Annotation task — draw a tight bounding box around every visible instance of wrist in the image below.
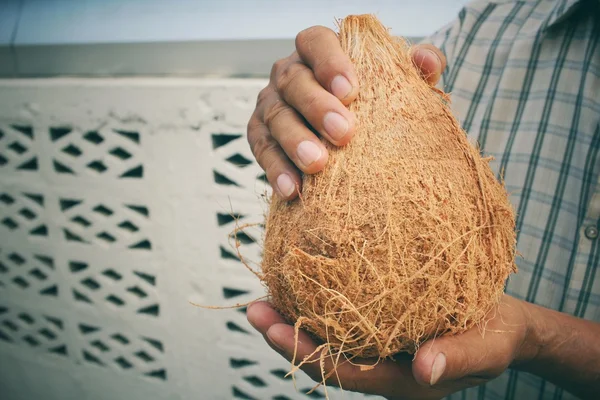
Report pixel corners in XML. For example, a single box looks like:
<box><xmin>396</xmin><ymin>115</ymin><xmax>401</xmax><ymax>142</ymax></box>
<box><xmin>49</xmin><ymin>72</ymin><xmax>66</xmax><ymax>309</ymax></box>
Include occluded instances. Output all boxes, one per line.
<box><xmin>506</xmin><ymin>298</ymin><xmax>600</xmax><ymax>399</ymax></box>
<box><xmin>510</xmin><ymin>298</ymin><xmax>545</xmax><ymax>368</ymax></box>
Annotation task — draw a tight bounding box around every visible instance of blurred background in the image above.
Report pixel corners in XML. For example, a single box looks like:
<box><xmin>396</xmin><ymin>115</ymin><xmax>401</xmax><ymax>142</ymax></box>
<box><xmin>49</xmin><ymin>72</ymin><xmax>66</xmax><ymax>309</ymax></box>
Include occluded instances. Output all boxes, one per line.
<box><xmin>0</xmin><ymin>1</ymin><xmax>467</xmax><ymax>399</ymax></box>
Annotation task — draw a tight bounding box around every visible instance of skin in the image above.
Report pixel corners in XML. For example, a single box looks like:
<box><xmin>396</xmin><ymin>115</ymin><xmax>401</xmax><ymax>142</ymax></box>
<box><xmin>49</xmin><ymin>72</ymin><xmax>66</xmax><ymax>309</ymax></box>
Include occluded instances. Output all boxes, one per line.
<box><xmin>247</xmin><ymin>297</ymin><xmax>600</xmax><ymax>400</ymax></box>
<box><xmin>247</xmin><ymin>26</ymin><xmax>445</xmax><ymax>199</ymax></box>
<box><xmin>245</xmin><ymin>26</ymin><xmax>600</xmax><ymax>399</ymax></box>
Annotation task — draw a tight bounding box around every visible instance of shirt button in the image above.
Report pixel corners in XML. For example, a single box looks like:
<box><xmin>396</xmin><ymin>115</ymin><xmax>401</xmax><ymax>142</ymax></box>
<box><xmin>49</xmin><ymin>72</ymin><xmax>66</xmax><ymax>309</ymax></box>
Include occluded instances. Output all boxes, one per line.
<box><xmin>585</xmin><ymin>225</ymin><xmax>598</xmax><ymax>240</ymax></box>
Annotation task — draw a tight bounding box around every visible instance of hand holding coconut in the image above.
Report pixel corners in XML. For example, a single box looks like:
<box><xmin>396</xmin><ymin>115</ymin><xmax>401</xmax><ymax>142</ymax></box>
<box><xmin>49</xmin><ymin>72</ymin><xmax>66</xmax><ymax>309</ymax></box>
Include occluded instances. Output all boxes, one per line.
<box><xmin>245</xmin><ymin>15</ymin><xmax>600</xmax><ymax>400</ymax></box>
<box><xmin>247</xmin><ymin>296</ymin><xmax>533</xmax><ymax>399</ymax></box>
<box><xmin>247</xmin><ymin>24</ymin><xmax>445</xmax><ymax>199</ymax></box>
<box><xmin>248</xmin><ymin>296</ymin><xmax>600</xmax><ymax>399</ymax></box>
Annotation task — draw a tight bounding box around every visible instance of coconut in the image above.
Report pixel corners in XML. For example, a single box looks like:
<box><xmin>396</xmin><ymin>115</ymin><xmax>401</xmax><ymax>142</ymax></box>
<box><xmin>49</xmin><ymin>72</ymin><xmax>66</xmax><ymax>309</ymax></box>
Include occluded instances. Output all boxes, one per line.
<box><xmin>260</xmin><ymin>14</ymin><xmax>517</xmax><ymax>360</ymax></box>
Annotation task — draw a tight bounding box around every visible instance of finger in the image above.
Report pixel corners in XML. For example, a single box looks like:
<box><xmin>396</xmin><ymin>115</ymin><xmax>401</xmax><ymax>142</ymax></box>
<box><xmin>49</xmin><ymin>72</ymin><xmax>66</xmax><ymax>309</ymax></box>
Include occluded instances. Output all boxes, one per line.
<box><xmin>412</xmin><ymin>299</ymin><xmax>525</xmax><ymax>386</ymax></box>
<box><xmin>412</xmin><ymin>330</ymin><xmax>505</xmax><ymax>388</ymax></box>
<box><xmin>273</xmin><ymin>60</ymin><xmax>355</xmax><ymax>147</ymax></box>
<box><xmin>246</xmin><ymin>301</ymin><xmax>295</xmax><ymax>356</ymax></box>
<box><xmin>259</xmin><ymin>87</ymin><xmax>330</xmax><ymax>172</ymax></box>
<box><xmin>246</xmin><ymin>301</ymin><xmax>287</xmax><ymax>335</ymax></box>
<box><xmin>410</xmin><ymin>44</ymin><xmax>446</xmax><ymax>86</ymax></box>
<box><xmin>265</xmin><ymin>323</ymin><xmax>433</xmax><ymax>398</ymax></box>
<box><xmin>267</xmin><ymin>322</ymin><xmax>355</xmax><ymax>388</ymax></box>
<box><xmin>270</xmin><ymin>53</ymin><xmax>300</xmax><ymax>83</ymax></box>
<box><xmin>247</xmin><ymin>112</ymin><xmax>302</xmax><ymax>199</ymax></box>
<box><xmin>295</xmin><ymin>26</ymin><xmax>359</xmax><ymax>105</ymax></box>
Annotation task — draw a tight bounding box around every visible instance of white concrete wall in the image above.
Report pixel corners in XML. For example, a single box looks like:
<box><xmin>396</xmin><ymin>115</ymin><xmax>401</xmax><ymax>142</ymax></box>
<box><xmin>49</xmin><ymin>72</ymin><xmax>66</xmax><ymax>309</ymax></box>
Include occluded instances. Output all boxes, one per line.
<box><xmin>0</xmin><ymin>77</ymin><xmax>387</xmax><ymax>400</ymax></box>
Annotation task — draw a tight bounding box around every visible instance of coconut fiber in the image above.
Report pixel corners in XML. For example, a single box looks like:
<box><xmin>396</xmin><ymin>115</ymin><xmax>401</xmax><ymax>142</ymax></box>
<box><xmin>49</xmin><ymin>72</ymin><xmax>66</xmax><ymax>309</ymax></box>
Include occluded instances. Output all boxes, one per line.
<box><xmin>259</xmin><ymin>14</ymin><xmax>517</xmax><ymax>360</ymax></box>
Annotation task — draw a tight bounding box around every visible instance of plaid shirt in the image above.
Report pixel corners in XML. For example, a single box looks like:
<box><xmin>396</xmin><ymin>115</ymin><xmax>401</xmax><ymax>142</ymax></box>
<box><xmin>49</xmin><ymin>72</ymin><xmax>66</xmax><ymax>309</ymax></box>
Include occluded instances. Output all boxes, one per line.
<box><xmin>424</xmin><ymin>0</ymin><xmax>600</xmax><ymax>399</ymax></box>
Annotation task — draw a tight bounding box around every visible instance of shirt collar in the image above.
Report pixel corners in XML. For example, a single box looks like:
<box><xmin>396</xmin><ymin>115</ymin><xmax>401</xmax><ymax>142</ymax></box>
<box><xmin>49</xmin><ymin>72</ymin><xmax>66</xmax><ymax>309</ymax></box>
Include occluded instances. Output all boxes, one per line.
<box><xmin>546</xmin><ymin>0</ymin><xmax>584</xmax><ymax>28</ymax></box>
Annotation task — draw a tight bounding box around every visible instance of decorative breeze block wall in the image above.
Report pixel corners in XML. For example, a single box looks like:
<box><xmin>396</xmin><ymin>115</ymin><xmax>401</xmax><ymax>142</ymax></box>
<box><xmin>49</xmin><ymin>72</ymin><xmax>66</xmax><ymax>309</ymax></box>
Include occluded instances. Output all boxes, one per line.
<box><xmin>0</xmin><ymin>79</ymin><xmax>377</xmax><ymax>400</ymax></box>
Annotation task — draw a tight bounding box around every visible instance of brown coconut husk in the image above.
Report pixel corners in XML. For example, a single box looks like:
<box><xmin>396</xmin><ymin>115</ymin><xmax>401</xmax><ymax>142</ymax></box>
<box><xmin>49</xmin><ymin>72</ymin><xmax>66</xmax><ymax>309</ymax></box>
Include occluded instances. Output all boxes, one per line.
<box><xmin>260</xmin><ymin>15</ymin><xmax>517</xmax><ymax>361</ymax></box>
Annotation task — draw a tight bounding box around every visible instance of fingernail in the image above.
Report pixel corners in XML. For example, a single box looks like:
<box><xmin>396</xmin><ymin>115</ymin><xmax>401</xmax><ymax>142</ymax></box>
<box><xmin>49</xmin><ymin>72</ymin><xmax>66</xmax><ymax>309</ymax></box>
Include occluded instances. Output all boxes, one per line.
<box><xmin>266</xmin><ymin>329</ymin><xmax>285</xmax><ymax>352</ymax></box>
<box><xmin>331</xmin><ymin>75</ymin><xmax>353</xmax><ymax>99</ymax></box>
<box><xmin>276</xmin><ymin>174</ymin><xmax>295</xmax><ymax>197</ymax></box>
<box><xmin>430</xmin><ymin>353</ymin><xmax>446</xmax><ymax>385</ymax></box>
<box><xmin>423</xmin><ymin>49</ymin><xmax>442</xmax><ymax>69</ymax></box>
<box><xmin>246</xmin><ymin>313</ymin><xmax>258</xmax><ymax>330</ymax></box>
<box><xmin>323</xmin><ymin>112</ymin><xmax>349</xmax><ymax>141</ymax></box>
<box><xmin>245</xmin><ymin>302</ymin><xmax>258</xmax><ymax>328</ymax></box>
<box><xmin>296</xmin><ymin>141</ymin><xmax>322</xmax><ymax>167</ymax></box>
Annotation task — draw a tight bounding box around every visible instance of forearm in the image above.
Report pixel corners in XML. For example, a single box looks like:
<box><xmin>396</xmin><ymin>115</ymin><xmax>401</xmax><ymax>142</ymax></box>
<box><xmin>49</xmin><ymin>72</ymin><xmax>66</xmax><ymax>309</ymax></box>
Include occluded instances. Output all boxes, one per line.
<box><xmin>513</xmin><ymin>300</ymin><xmax>600</xmax><ymax>399</ymax></box>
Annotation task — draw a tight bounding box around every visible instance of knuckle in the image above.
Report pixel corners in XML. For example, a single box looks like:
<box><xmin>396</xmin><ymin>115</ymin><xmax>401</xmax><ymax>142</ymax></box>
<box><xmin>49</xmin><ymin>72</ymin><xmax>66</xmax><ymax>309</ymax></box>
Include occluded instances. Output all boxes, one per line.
<box><xmin>246</xmin><ymin>116</ymin><xmax>261</xmax><ymax>144</ymax></box>
<box><xmin>303</xmin><ymin>363</ymin><xmax>346</xmax><ymax>390</ymax></box>
<box><xmin>456</xmin><ymin>347</ymin><xmax>477</xmax><ymax>378</ymax></box>
<box><xmin>295</xmin><ymin>25</ymin><xmax>332</xmax><ymax>49</ymax></box>
<box><xmin>314</xmin><ymin>55</ymin><xmax>345</xmax><ymax>76</ymax></box>
<box><xmin>270</xmin><ymin>58</ymin><xmax>287</xmax><ymax>79</ymax></box>
<box><xmin>263</xmin><ymin>100</ymin><xmax>294</xmax><ymax>128</ymax></box>
<box><xmin>304</xmin><ymin>367</ymin><xmax>325</xmax><ymax>385</ymax></box>
<box><xmin>340</xmin><ymin>377</ymin><xmax>360</xmax><ymax>393</ymax></box>
<box><xmin>255</xmin><ymin>86</ymin><xmax>272</xmax><ymax>107</ymax></box>
<box><xmin>275</xmin><ymin>62</ymin><xmax>308</xmax><ymax>94</ymax></box>
<box><xmin>262</xmin><ymin>155</ymin><xmax>279</xmax><ymax>178</ymax></box>
<box><xmin>250</xmin><ymin>134</ymin><xmax>278</xmax><ymax>170</ymax></box>
<box><xmin>300</xmin><ymin>91</ymin><xmax>320</xmax><ymax>116</ymax></box>
<box><xmin>337</xmin><ymin>366</ymin><xmax>367</xmax><ymax>392</ymax></box>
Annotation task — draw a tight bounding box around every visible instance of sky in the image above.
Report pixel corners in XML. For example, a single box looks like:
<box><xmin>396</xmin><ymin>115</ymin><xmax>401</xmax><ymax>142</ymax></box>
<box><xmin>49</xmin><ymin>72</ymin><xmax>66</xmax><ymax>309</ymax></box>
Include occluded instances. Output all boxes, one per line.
<box><xmin>9</xmin><ymin>0</ymin><xmax>471</xmax><ymax>45</ymax></box>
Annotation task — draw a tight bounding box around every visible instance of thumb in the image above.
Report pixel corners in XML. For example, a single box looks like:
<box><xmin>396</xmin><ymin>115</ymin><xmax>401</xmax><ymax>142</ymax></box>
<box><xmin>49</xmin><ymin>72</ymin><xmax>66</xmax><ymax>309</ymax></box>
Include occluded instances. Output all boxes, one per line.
<box><xmin>411</xmin><ymin>328</ymin><xmax>515</xmax><ymax>387</ymax></box>
<box><xmin>410</xmin><ymin>44</ymin><xmax>447</xmax><ymax>86</ymax></box>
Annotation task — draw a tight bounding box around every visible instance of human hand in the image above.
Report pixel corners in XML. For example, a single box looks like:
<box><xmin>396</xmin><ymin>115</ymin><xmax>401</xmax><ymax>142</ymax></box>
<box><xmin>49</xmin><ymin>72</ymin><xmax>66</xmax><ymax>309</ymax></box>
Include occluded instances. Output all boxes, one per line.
<box><xmin>246</xmin><ymin>295</ymin><xmax>536</xmax><ymax>400</ymax></box>
<box><xmin>247</xmin><ymin>26</ymin><xmax>446</xmax><ymax>200</ymax></box>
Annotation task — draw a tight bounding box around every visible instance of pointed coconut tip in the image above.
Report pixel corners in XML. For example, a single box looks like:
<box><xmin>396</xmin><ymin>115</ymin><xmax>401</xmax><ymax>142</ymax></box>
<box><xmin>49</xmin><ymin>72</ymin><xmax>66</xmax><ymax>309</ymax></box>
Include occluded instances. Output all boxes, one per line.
<box><xmin>337</xmin><ymin>14</ymin><xmax>415</xmax><ymax>86</ymax></box>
